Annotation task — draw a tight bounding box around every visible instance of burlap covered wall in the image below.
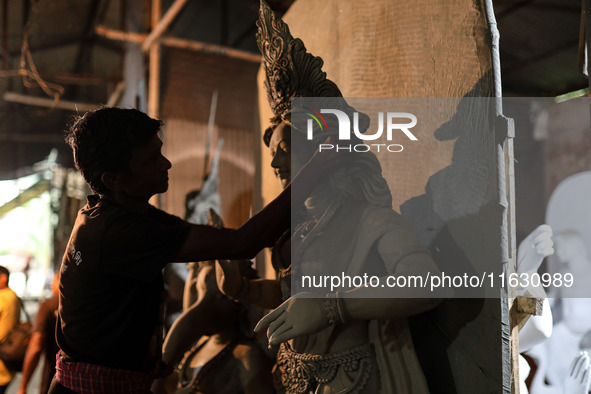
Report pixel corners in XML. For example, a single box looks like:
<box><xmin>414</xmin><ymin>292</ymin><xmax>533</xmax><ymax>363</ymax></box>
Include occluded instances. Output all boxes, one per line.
<box><xmin>257</xmin><ymin>0</ymin><xmax>507</xmax><ymax>392</ymax></box>
<box><xmin>160</xmin><ymin>48</ymin><xmax>259</xmax><ymax>229</ymax></box>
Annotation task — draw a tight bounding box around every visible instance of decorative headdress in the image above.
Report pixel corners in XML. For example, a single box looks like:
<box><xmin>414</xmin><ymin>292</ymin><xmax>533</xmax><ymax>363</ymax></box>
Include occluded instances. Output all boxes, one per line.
<box><xmin>256</xmin><ymin>1</ymin><xmax>393</xmax><ymax>209</ymax></box>
<box><xmin>256</xmin><ymin>0</ymin><xmax>368</xmax><ymax>132</ymax></box>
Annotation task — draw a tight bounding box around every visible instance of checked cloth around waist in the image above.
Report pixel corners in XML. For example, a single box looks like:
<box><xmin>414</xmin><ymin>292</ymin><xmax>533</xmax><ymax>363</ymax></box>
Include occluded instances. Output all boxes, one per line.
<box><xmin>55</xmin><ymin>351</ymin><xmax>154</xmax><ymax>393</ymax></box>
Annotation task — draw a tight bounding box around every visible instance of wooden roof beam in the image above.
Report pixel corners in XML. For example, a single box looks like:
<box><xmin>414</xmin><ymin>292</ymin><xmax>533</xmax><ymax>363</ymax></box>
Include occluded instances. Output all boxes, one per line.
<box><xmin>95</xmin><ymin>25</ymin><xmax>261</xmax><ymax>63</ymax></box>
<box><xmin>3</xmin><ymin>91</ymin><xmax>101</xmax><ymax>112</ymax></box>
<box><xmin>142</xmin><ymin>0</ymin><xmax>189</xmax><ymax>52</ymax></box>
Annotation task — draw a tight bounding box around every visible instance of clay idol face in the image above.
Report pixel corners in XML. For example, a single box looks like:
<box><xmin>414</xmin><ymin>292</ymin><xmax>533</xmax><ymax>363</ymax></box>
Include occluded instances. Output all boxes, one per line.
<box><xmin>269</xmin><ymin>123</ymin><xmax>292</xmax><ymax>189</ymax></box>
<box><xmin>268</xmin><ymin>122</ymin><xmax>312</xmax><ymax>189</ymax></box>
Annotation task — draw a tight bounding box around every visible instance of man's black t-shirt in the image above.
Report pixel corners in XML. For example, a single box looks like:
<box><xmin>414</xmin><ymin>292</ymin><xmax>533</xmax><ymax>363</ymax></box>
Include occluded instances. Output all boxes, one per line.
<box><xmin>56</xmin><ymin>195</ymin><xmax>190</xmax><ymax>373</ymax></box>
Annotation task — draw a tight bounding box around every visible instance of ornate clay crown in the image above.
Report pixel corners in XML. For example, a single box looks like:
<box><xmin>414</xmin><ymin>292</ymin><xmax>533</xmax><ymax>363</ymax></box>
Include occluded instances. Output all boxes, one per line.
<box><xmin>256</xmin><ymin>0</ymin><xmax>355</xmax><ymax>127</ymax></box>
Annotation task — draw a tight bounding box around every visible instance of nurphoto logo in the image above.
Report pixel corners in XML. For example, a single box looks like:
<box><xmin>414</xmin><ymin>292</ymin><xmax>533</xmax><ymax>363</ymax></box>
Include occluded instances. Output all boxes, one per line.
<box><xmin>304</xmin><ymin>108</ymin><xmax>418</xmax><ymax>153</ymax></box>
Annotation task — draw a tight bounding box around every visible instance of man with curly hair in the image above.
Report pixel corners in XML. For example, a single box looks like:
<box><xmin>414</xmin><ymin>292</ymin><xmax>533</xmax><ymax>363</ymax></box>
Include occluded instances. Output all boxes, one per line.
<box><xmin>49</xmin><ymin>107</ymin><xmax>326</xmax><ymax>394</ymax></box>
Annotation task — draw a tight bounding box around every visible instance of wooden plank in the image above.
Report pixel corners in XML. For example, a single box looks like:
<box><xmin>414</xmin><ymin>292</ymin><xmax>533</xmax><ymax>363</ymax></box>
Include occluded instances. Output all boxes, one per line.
<box><xmin>515</xmin><ymin>295</ymin><xmax>543</xmax><ymax>316</ymax></box>
<box><xmin>514</xmin><ymin>295</ymin><xmax>544</xmax><ymax>334</ymax></box>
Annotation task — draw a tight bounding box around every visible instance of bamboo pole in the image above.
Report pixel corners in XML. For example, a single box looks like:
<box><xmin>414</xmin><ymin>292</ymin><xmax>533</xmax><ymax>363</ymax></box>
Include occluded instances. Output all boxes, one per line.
<box><xmin>0</xmin><ymin>69</ymin><xmax>118</xmax><ymax>85</ymax></box>
<box><xmin>3</xmin><ymin>91</ymin><xmax>101</xmax><ymax>112</ymax></box>
<box><xmin>2</xmin><ymin>0</ymin><xmax>8</xmax><ymax>70</ymax></box>
<box><xmin>0</xmin><ymin>132</ymin><xmax>64</xmax><ymax>143</ymax></box>
<box><xmin>106</xmin><ymin>81</ymin><xmax>126</xmax><ymax>107</ymax></box>
<box><xmin>96</xmin><ymin>25</ymin><xmax>261</xmax><ymax>63</ymax></box>
<box><xmin>96</xmin><ymin>24</ymin><xmax>145</xmax><ymax>43</ymax></box>
<box><xmin>148</xmin><ymin>0</ymin><xmax>161</xmax><ymax>119</ymax></box>
<box><xmin>148</xmin><ymin>0</ymin><xmax>161</xmax><ymax>208</ymax></box>
<box><xmin>142</xmin><ymin>0</ymin><xmax>189</xmax><ymax>52</ymax></box>
<box><xmin>37</xmin><ymin>72</ymin><xmax>120</xmax><ymax>85</ymax></box>
<box><xmin>162</xmin><ymin>36</ymin><xmax>261</xmax><ymax>63</ymax></box>
<box><xmin>484</xmin><ymin>0</ymin><xmax>516</xmax><ymax>392</ymax></box>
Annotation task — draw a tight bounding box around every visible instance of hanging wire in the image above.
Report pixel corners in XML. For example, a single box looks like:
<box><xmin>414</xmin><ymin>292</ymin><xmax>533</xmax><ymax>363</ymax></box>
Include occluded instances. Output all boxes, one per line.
<box><xmin>0</xmin><ymin>0</ymin><xmax>65</xmax><ymax>100</ymax></box>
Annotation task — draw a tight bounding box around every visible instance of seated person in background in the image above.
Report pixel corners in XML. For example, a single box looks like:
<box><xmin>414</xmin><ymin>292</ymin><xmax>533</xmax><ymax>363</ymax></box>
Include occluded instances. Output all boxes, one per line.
<box><xmin>18</xmin><ymin>273</ymin><xmax>60</xmax><ymax>394</ymax></box>
<box><xmin>0</xmin><ymin>266</ymin><xmax>20</xmax><ymax>393</ymax></box>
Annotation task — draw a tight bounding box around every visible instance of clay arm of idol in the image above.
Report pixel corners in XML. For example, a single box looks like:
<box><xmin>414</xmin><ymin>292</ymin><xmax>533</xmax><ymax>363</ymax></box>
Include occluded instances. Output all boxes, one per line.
<box><xmin>182</xmin><ymin>262</ymin><xmax>199</xmax><ymax>310</ymax></box>
<box><xmin>255</xmin><ymin>231</ymin><xmax>443</xmax><ymax>345</ymax></box>
<box><xmin>236</xmin><ymin>346</ymin><xmax>276</xmax><ymax>394</ymax></box>
<box><xmin>152</xmin><ymin>285</ymin><xmax>219</xmax><ymax>393</ymax></box>
<box><xmin>161</xmin><ymin>300</ymin><xmax>210</xmax><ymax>367</ymax></box>
<box><xmin>517</xmin><ymin>224</ymin><xmax>554</xmax><ymax>275</ymax></box>
<box><xmin>151</xmin><ymin>305</ymin><xmax>205</xmax><ymax>394</ymax></box>
<box><xmin>517</xmin><ymin>224</ymin><xmax>554</xmax><ymax>352</ymax></box>
<box><xmin>563</xmin><ymin>352</ymin><xmax>591</xmax><ymax>394</ymax></box>
<box><xmin>216</xmin><ymin>259</ymin><xmax>284</xmax><ymax>309</ymax></box>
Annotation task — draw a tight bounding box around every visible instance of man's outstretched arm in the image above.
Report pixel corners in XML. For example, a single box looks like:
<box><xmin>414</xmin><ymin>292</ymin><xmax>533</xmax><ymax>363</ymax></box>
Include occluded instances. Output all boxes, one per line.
<box><xmin>172</xmin><ymin>143</ymin><xmax>346</xmax><ymax>262</ymax></box>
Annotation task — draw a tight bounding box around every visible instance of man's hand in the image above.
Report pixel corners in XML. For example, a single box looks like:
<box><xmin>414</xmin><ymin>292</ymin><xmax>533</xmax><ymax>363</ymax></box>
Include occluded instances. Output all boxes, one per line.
<box><xmin>254</xmin><ymin>294</ymin><xmax>330</xmax><ymax>347</ymax></box>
